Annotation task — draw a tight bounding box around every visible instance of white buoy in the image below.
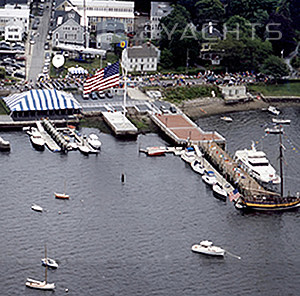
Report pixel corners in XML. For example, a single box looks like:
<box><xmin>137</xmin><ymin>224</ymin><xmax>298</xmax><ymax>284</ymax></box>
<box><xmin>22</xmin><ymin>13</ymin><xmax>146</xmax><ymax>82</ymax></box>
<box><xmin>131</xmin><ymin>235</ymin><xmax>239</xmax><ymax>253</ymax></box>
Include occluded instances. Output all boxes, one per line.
<box><xmin>65</xmin><ymin>288</ymin><xmax>69</xmax><ymax>292</ymax></box>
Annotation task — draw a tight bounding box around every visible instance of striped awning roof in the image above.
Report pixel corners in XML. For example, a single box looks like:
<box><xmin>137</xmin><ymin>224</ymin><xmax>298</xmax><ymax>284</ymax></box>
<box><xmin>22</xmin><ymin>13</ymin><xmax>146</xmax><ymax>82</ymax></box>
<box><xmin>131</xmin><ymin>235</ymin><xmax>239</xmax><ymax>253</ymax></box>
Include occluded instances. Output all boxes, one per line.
<box><xmin>3</xmin><ymin>89</ymin><xmax>82</xmax><ymax>112</ymax></box>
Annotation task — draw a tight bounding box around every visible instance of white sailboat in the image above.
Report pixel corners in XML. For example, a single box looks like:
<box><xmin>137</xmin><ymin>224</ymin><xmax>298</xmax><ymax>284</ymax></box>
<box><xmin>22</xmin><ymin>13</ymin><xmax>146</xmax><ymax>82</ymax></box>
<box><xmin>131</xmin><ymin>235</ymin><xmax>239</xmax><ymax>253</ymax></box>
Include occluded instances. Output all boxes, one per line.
<box><xmin>54</xmin><ymin>180</ymin><xmax>70</xmax><ymax>199</ymax></box>
<box><xmin>26</xmin><ymin>246</ymin><xmax>55</xmax><ymax>290</ymax></box>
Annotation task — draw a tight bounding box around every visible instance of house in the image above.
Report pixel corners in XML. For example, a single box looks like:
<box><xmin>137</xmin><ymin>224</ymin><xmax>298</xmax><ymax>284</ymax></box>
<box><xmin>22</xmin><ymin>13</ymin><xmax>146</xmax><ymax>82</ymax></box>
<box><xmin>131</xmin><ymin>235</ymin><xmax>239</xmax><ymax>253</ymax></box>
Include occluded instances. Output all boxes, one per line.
<box><xmin>122</xmin><ymin>42</ymin><xmax>160</xmax><ymax>73</ymax></box>
<box><xmin>5</xmin><ymin>19</ymin><xmax>24</xmax><ymax>42</ymax></box>
<box><xmin>52</xmin><ymin>9</ymin><xmax>88</xmax><ymax>48</ymax></box>
<box><xmin>96</xmin><ymin>20</ymin><xmax>125</xmax><ymax>50</ymax></box>
<box><xmin>150</xmin><ymin>2</ymin><xmax>172</xmax><ymax>40</ymax></box>
<box><xmin>56</xmin><ymin>0</ymin><xmax>134</xmax><ymax>33</ymax></box>
<box><xmin>0</xmin><ymin>7</ymin><xmax>29</xmax><ymax>36</ymax></box>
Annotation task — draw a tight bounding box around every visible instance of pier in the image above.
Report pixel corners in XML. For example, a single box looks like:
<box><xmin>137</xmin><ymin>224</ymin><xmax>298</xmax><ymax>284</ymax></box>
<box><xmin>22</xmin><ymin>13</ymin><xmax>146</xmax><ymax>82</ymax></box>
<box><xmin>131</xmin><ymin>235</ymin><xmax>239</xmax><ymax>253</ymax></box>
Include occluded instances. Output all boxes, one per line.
<box><xmin>150</xmin><ymin>112</ymin><xmax>264</xmax><ymax>197</ymax></box>
<box><xmin>102</xmin><ymin>111</ymin><xmax>138</xmax><ymax>137</ymax></box>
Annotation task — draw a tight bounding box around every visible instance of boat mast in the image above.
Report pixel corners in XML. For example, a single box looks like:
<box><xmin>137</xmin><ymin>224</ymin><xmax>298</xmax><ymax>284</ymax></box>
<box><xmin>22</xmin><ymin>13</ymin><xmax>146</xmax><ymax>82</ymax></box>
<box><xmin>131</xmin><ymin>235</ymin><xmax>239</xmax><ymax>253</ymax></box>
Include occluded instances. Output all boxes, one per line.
<box><xmin>44</xmin><ymin>245</ymin><xmax>47</xmax><ymax>283</ymax></box>
<box><xmin>279</xmin><ymin>130</ymin><xmax>284</xmax><ymax>197</ymax></box>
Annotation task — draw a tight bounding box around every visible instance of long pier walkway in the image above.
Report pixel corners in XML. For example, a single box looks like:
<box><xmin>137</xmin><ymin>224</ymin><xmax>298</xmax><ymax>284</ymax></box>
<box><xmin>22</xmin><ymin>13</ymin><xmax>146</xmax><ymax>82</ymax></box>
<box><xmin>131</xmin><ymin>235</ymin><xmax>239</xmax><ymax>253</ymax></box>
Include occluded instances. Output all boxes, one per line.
<box><xmin>151</xmin><ymin>112</ymin><xmax>264</xmax><ymax>197</ymax></box>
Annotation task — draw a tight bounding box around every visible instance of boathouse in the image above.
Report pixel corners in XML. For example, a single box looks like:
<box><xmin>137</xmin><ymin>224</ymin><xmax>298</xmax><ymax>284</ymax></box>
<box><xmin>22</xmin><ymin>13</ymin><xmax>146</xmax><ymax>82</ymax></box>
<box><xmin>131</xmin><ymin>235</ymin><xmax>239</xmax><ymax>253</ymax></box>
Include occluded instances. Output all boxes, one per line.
<box><xmin>3</xmin><ymin>89</ymin><xmax>82</xmax><ymax>119</ymax></box>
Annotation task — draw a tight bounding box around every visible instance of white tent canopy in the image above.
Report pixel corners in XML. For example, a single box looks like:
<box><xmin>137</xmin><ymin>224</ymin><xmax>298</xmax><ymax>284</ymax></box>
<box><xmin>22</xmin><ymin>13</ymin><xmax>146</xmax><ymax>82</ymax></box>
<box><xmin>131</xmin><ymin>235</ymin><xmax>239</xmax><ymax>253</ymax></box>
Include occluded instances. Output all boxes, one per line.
<box><xmin>68</xmin><ymin>66</ymin><xmax>88</xmax><ymax>75</ymax></box>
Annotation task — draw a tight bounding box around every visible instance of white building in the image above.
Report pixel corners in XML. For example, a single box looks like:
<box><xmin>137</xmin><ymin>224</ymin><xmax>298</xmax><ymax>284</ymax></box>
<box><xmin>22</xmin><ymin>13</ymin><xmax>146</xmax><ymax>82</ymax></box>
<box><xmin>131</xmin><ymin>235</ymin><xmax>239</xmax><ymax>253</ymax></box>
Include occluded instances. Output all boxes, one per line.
<box><xmin>56</xmin><ymin>0</ymin><xmax>134</xmax><ymax>33</ymax></box>
<box><xmin>150</xmin><ymin>2</ymin><xmax>172</xmax><ymax>40</ymax></box>
<box><xmin>122</xmin><ymin>43</ymin><xmax>160</xmax><ymax>73</ymax></box>
<box><xmin>5</xmin><ymin>19</ymin><xmax>24</xmax><ymax>42</ymax></box>
<box><xmin>0</xmin><ymin>7</ymin><xmax>29</xmax><ymax>36</ymax></box>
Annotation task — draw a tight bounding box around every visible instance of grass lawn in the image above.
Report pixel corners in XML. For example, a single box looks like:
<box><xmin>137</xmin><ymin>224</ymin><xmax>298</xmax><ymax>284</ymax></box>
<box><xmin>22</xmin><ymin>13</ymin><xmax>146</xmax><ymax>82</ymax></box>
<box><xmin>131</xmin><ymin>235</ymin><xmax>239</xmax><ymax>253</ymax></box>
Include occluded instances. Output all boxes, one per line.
<box><xmin>50</xmin><ymin>52</ymin><xmax>119</xmax><ymax>78</ymax></box>
<box><xmin>248</xmin><ymin>81</ymin><xmax>300</xmax><ymax>96</ymax></box>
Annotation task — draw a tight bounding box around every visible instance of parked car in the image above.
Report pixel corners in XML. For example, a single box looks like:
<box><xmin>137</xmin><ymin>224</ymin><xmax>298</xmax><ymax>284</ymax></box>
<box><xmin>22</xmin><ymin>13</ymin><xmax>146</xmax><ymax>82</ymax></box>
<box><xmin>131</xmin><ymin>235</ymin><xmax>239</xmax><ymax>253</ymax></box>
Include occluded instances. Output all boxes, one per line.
<box><xmin>98</xmin><ymin>92</ymin><xmax>105</xmax><ymax>99</ymax></box>
<box><xmin>14</xmin><ymin>71</ymin><xmax>26</xmax><ymax>79</ymax></box>
<box><xmin>90</xmin><ymin>92</ymin><xmax>99</xmax><ymax>100</ymax></box>
<box><xmin>44</xmin><ymin>42</ymin><xmax>49</xmax><ymax>50</ymax></box>
<box><xmin>169</xmin><ymin>106</ymin><xmax>177</xmax><ymax>113</ymax></box>
<box><xmin>105</xmin><ymin>92</ymin><xmax>113</xmax><ymax>98</ymax></box>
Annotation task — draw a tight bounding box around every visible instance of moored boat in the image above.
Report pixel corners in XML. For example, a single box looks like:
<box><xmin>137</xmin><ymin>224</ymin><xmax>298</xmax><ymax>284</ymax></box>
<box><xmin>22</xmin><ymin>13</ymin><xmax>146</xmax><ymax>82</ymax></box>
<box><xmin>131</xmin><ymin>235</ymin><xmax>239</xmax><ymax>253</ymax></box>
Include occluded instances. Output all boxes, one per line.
<box><xmin>87</xmin><ymin>133</ymin><xmax>101</xmax><ymax>150</ymax></box>
<box><xmin>233</xmin><ymin>132</ymin><xmax>300</xmax><ymax>211</ymax></box>
<box><xmin>0</xmin><ymin>136</ymin><xmax>10</xmax><ymax>151</ymax></box>
<box><xmin>202</xmin><ymin>171</ymin><xmax>217</xmax><ymax>186</ymax></box>
<box><xmin>234</xmin><ymin>142</ymin><xmax>280</xmax><ymax>184</ymax></box>
<box><xmin>272</xmin><ymin>118</ymin><xmax>291</xmax><ymax>125</ymax></box>
<box><xmin>31</xmin><ymin>204</ymin><xmax>43</xmax><ymax>212</ymax></box>
<box><xmin>25</xmin><ymin>279</ymin><xmax>55</xmax><ymax>290</ymax></box>
<box><xmin>181</xmin><ymin>147</ymin><xmax>196</xmax><ymax>163</ymax></box>
<box><xmin>146</xmin><ymin>146</ymin><xmax>166</xmax><ymax>156</ymax></box>
<box><xmin>220</xmin><ymin>116</ymin><xmax>233</xmax><ymax>122</ymax></box>
<box><xmin>267</xmin><ymin>105</ymin><xmax>280</xmax><ymax>115</ymax></box>
<box><xmin>191</xmin><ymin>240</ymin><xmax>225</xmax><ymax>256</ymax></box>
<box><xmin>212</xmin><ymin>182</ymin><xmax>228</xmax><ymax>200</ymax></box>
<box><xmin>29</xmin><ymin>128</ymin><xmax>45</xmax><ymax>151</ymax></box>
<box><xmin>55</xmin><ymin>180</ymin><xmax>69</xmax><ymax>199</ymax></box>
<box><xmin>41</xmin><ymin>257</ymin><xmax>59</xmax><ymax>269</ymax></box>
<box><xmin>265</xmin><ymin>127</ymin><xmax>283</xmax><ymax>134</ymax></box>
<box><xmin>191</xmin><ymin>159</ymin><xmax>205</xmax><ymax>175</ymax></box>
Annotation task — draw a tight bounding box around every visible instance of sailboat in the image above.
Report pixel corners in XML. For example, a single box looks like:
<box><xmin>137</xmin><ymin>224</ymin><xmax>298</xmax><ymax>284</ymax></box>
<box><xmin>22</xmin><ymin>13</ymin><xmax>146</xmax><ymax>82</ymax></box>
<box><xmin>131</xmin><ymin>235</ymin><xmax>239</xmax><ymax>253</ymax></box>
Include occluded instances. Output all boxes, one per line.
<box><xmin>234</xmin><ymin>131</ymin><xmax>300</xmax><ymax>211</ymax></box>
<box><xmin>26</xmin><ymin>246</ymin><xmax>55</xmax><ymax>290</ymax></box>
<box><xmin>41</xmin><ymin>245</ymin><xmax>59</xmax><ymax>269</ymax></box>
<box><xmin>54</xmin><ymin>180</ymin><xmax>69</xmax><ymax>199</ymax></box>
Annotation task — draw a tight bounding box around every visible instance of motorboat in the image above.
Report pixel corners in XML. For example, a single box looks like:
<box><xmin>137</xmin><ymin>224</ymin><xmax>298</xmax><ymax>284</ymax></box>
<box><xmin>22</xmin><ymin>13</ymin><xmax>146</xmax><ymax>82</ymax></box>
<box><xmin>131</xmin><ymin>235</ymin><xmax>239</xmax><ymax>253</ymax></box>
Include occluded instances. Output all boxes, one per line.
<box><xmin>265</xmin><ymin>127</ymin><xmax>283</xmax><ymax>134</ymax></box>
<box><xmin>87</xmin><ymin>133</ymin><xmax>101</xmax><ymax>150</ymax></box>
<box><xmin>146</xmin><ymin>146</ymin><xmax>166</xmax><ymax>156</ymax></box>
<box><xmin>234</xmin><ymin>142</ymin><xmax>280</xmax><ymax>184</ymax></box>
<box><xmin>31</xmin><ymin>204</ymin><xmax>43</xmax><ymax>212</ymax></box>
<box><xmin>28</xmin><ymin>127</ymin><xmax>45</xmax><ymax>151</ymax></box>
<box><xmin>220</xmin><ymin>116</ymin><xmax>233</xmax><ymax>122</ymax></box>
<box><xmin>191</xmin><ymin>240</ymin><xmax>225</xmax><ymax>256</ymax></box>
<box><xmin>181</xmin><ymin>147</ymin><xmax>196</xmax><ymax>163</ymax></box>
<box><xmin>191</xmin><ymin>159</ymin><xmax>205</xmax><ymax>175</ymax></box>
<box><xmin>202</xmin><ymin>171</ymin><xmax>217</xmax><ymax>186</ymax></box>
<box><xmin>267</xmin><ymin>105</ymin><xmax>280</xmax><ymax>115</ymax></box>
<box><xmin>0</xmin><ymin>136</ymin><xmax>10</xmax><ymax>151</ymax></box>
<box><xmin>212</xmin><ymin>182</ymin><xmax>228</xmax><ymax>200</ymax></box>
<box><xmin>25</xmin><ymin>279</ymin><xmax>55</xmax><ymax>290</ymax></box>
<box><xmin>41</xmin><ymin>257</ymin><xmax>59</xmax><ymax>269</ymax></box>
<box><xmin>272</xmin><ymin>118</ymin><xmax>291</xmax><ymax>125</ymax></box>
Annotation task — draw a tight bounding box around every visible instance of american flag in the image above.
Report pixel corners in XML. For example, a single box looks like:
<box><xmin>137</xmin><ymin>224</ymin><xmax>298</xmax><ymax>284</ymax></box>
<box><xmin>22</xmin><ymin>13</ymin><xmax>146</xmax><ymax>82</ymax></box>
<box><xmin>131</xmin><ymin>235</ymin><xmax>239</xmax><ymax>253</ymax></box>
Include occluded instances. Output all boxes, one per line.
<box><xmin>83</xmin><ymin>61</ymin><xmax>120</xmax><ymax>95</ymax></box>
<box><xmin>229</xmin><ymin>188</ymin><xmax>241</xmax><ymax>202</ymax></box>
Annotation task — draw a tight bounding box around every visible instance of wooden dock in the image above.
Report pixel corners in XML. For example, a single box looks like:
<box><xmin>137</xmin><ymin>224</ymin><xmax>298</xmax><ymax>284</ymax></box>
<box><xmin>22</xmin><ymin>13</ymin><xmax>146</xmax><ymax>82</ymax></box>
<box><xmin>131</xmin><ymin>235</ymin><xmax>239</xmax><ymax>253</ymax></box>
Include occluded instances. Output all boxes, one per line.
<box><xmin>36</xmin><ymin>121</ymin><xmax>61</xmax><ymax>152</ymax></box>
<box><xmin>200</xmin><ymin>141</ymin><xmax>264</xmax><ymax>197</ymax></box>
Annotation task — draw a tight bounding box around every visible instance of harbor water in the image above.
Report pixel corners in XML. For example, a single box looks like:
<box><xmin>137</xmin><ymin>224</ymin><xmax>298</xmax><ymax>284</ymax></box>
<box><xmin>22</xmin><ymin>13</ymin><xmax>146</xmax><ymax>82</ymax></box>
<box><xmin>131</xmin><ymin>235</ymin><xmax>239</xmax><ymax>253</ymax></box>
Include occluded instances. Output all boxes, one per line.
<box><xmin>0</xmin><ymin>106</ymin><xmax>299</xmax><ymax>295</ymax></box>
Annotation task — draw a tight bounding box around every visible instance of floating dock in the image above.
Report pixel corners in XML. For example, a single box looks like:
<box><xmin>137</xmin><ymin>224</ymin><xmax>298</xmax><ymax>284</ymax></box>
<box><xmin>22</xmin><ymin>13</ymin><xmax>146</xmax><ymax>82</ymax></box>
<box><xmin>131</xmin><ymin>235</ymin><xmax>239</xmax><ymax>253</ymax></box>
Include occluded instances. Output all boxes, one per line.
<box><xmin>36</xmin><ymin>121</ymin><xmax>61</xmax><ymax>152</ymax></box>
<box><xmin>102</xmin><ymin>111</ymin><xmax>138</xmax><ymax>137</ymax></box>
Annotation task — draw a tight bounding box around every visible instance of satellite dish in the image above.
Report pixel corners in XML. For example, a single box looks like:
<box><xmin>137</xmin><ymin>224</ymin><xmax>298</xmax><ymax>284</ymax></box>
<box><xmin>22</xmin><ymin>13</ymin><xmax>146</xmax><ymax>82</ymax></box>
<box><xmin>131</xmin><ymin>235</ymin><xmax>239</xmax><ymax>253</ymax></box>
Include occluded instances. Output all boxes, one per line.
<box><xmin>52</xmin><ymin>54</ymin><xmax>65</xmax><ymax>68</ymax></box>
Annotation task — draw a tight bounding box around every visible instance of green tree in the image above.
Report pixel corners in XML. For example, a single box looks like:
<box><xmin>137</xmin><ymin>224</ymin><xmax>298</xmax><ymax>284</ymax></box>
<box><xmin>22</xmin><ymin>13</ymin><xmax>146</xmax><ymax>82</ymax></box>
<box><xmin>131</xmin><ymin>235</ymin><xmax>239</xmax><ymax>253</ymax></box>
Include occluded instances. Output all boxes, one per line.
<box><xmin>160</xmin><ymin>5</ymin><xmax>200</xmax><ymax>68</ymax></box>
<box><xmin>195</xmin><ymin>0</ymin><xmax>225</xmax><ymax>26</ymax></box>
<box><xmin>160</xmin><ymin>49</ymin><xmax>174</xmax><ymax>69</ymax></box>
<box><xmin>260</xmin><ymin>55</ymin><xmax>289</xmax><ymax>79</ymax></box>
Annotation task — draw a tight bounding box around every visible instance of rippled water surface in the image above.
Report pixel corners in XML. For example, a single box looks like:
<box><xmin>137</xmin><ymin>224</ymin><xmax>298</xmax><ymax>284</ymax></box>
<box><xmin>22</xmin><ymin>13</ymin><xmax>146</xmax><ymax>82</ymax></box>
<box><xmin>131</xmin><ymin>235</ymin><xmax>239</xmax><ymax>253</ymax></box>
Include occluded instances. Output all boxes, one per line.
<box><xmin>0</xmin><ymin>106</ymin><xmax>299</xmax><ymax>296</ymax></box>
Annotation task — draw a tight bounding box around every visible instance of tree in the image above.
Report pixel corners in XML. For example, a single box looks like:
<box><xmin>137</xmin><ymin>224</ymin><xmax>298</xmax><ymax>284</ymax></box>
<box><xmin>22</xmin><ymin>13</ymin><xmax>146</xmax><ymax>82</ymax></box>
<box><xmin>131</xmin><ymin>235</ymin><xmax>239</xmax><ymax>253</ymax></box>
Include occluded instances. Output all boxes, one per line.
<box><xmin>160</xmin><ymin>49</ymin><xmax>174</xmax><ymax>69</ymax></box>
<box><xmin>260</xmin><ymin>55</ymin><xmax>289</xmax><ymax>79</ymax></box>
<box><xmin>160</xmin><ymin>5</ymin><xmax>200</xmax><ymax>69</ymax></box>
<box><xmin>195</xmin><ymin>0</ymin><xmax>225</xmax><ymax>27</ymax></box>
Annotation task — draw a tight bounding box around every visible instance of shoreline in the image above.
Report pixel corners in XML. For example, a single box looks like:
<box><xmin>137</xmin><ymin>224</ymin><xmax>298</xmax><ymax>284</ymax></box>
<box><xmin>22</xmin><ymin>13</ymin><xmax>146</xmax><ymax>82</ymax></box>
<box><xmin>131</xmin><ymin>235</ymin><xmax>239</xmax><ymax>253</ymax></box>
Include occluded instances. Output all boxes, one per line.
<box><xmin>178</xmin><ymin>97</ymin><xmax>300</xmax><ymax>119</ymax></box>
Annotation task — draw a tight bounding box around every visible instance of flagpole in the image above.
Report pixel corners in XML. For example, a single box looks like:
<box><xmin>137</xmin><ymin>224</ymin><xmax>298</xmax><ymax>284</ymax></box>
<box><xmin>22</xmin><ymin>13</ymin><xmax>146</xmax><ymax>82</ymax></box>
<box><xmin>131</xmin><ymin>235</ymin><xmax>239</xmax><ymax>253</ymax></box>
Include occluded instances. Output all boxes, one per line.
<box><xmin>121</xmin><ymin>49</ymin><xmax>127</xmax><ymax>123</ymax></box>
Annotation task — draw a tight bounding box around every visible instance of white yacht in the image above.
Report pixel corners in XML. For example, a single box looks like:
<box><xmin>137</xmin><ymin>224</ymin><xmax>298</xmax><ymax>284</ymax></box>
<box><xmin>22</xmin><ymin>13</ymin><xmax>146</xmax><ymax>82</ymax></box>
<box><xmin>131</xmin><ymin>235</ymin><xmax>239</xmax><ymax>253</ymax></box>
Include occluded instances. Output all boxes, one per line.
<box><xmin>87</xmin><ymin>134</ymin><xmax>101</xmax><ymax>150</ymax></box>
<box><xmin>234</xmin><ymin>142</ymin><xmax>280</xmax><ymax>184</ymax></box>
<box><xmin>28</xmin><ymin>127</ymin><xmax>45</xmax><ymax>151</ymax></box>
<box><xmin>181</xmin><ymin>147</ymin><xmax>196</xmax><ymax>163</ymax></box>
<box><xmin>191</xmin><ymin>240</ymin><xmax>225</xmax><ymax>256</ymax></box>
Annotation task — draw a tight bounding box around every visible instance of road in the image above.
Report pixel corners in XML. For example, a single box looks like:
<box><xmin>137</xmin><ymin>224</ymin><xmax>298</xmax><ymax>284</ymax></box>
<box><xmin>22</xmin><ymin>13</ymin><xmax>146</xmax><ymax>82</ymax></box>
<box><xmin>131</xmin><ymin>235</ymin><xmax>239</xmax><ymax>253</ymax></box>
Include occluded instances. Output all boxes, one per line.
<box><xmin>27</xmin><ymin>4</ymin><xmax>52</xmax><ymax>83</ymax></box>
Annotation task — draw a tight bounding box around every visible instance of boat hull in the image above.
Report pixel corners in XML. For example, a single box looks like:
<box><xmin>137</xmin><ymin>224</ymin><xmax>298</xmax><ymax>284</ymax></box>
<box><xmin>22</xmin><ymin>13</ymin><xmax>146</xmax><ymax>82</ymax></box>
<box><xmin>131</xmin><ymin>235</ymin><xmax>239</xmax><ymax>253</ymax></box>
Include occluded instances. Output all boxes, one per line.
<box><xmin>191</xmin><ymin>245</ymin><xmax>225</xmax><ymax>256</ymax></box>
<box><xmin>26</xmin><ymin>280</ymin><xmax>55</xmax><ymax>290</ymax></box>
<box><xmin>30</xmin><ymin>137</ymin><xmax>45</xmax><ymax>151</ymax></box>
<box><xmin>235</xmin><ymin>198</ymin><xmax>300</xmax><ymax>211</ymax></box>
<box><xmin>55</xmin><ymin>193</ymin><xmax>70</xmax><ymax>199</ymax></box>
<box><xmin>212</xmin><ymin>185</ymin><xmax>227</xmax><ymax>201</ymax></box>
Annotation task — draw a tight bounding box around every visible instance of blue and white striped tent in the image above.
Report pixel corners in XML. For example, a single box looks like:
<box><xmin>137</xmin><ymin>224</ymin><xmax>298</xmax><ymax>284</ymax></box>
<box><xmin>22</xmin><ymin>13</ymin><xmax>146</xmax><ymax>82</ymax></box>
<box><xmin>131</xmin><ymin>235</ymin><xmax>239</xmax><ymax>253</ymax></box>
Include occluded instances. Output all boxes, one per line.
<box><xmin>3</xmin><ymin>89</ymin><xmax>82</xmax><ymax>112</ymax></box>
